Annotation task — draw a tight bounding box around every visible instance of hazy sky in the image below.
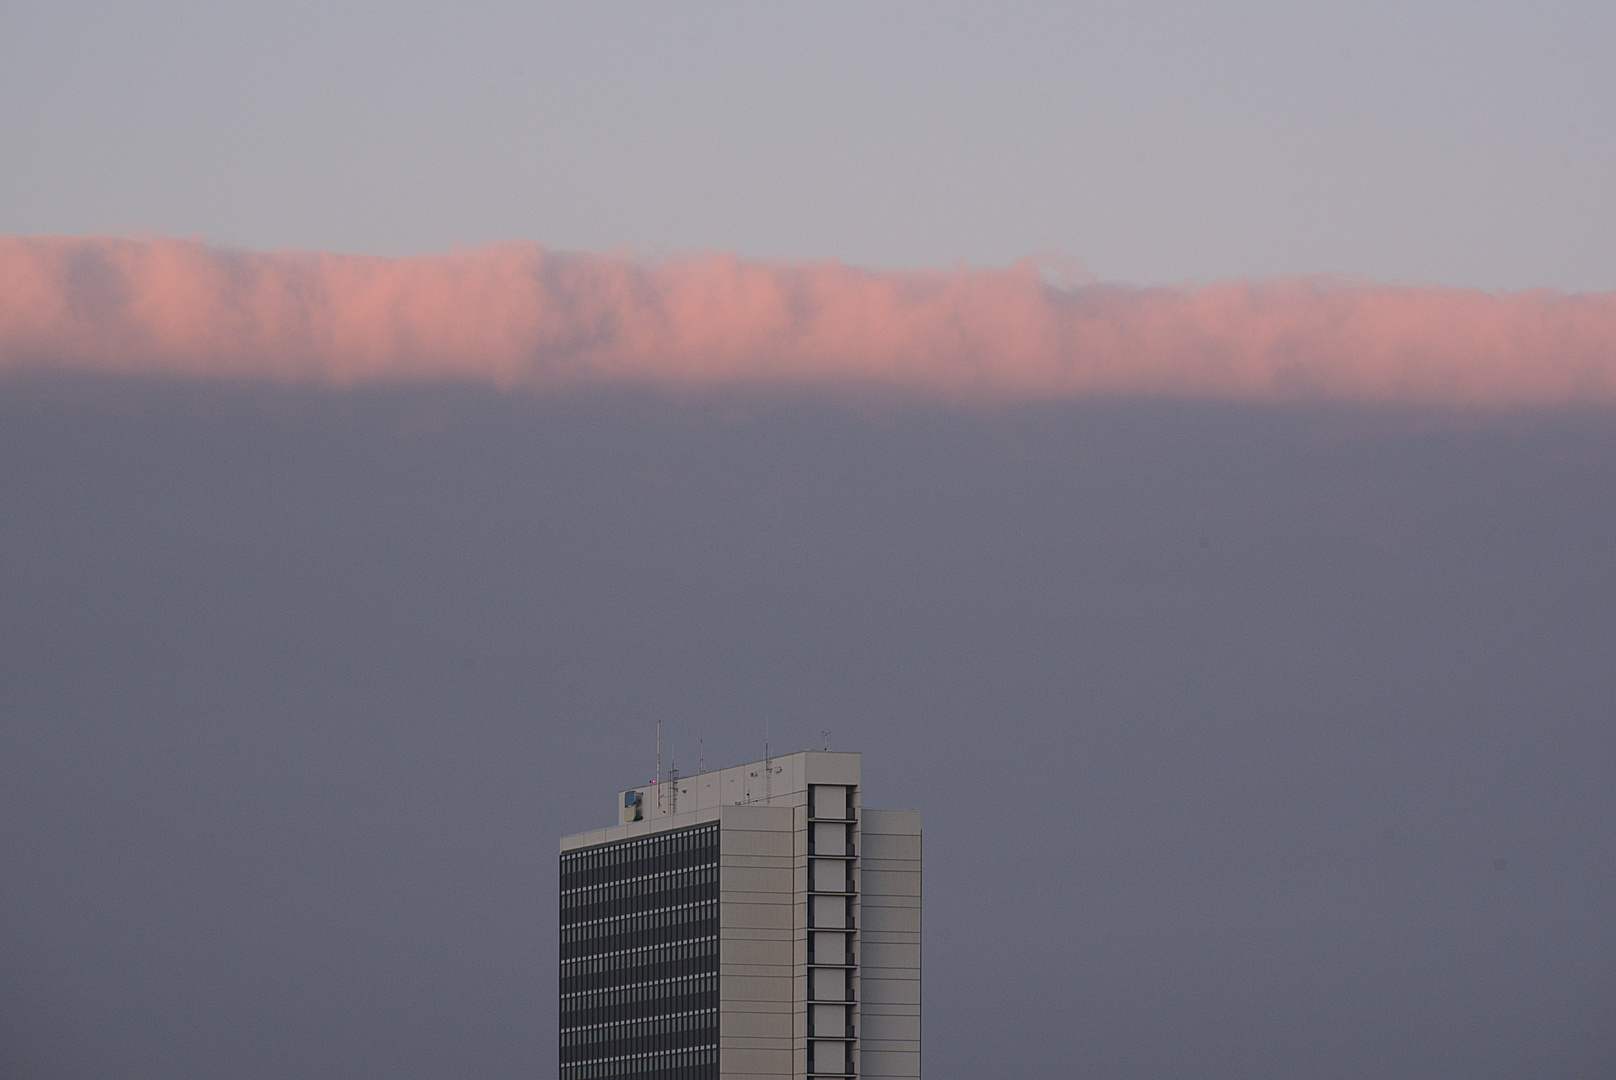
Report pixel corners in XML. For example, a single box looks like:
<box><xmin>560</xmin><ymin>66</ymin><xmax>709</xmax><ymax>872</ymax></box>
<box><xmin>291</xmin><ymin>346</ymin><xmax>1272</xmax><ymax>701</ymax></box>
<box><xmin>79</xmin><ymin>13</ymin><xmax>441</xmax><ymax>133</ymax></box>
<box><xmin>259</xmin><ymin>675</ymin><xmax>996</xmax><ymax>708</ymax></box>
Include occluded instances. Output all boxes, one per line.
<box><xmin>3</xmin><ymin>383</ymin><xmax>1613</xmax><ymax>1080</ymax></box>
<box><xmin>3</xmin><ymin>4</ymin><xmax>1615</xmax><ymax>1079</ymax></box>
<box><xmin>4</xmin><ymin>0</ymin><xmax>1614</xmax><ymax>289</ymax></box>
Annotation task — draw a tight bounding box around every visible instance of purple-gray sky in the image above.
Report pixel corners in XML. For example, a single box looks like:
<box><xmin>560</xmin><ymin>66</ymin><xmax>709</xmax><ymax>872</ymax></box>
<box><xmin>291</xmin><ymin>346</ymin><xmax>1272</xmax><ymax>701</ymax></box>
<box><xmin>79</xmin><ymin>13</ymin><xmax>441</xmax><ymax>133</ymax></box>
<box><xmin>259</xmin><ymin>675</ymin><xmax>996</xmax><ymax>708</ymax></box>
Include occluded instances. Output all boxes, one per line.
<box><xmin>3</xmin><ymin>0</ymin><xmax>1614</xmax><ymax>290</ymax></box>
<box><xmin>2</xmin><ymin>377</ymin><xmax>1613</xmax><ymax>1078</ymax></box>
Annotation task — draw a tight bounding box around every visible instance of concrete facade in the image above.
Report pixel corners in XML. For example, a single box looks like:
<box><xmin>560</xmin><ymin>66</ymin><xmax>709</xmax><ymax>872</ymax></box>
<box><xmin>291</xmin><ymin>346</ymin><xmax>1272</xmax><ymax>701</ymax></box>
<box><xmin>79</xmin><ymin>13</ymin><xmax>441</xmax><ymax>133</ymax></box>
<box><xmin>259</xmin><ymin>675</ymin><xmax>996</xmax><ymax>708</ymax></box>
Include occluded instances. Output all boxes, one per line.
<box><xmin>560</xmin><ymin>751</ymin><xmax>920</xmax><ymax>1080</ymax></box>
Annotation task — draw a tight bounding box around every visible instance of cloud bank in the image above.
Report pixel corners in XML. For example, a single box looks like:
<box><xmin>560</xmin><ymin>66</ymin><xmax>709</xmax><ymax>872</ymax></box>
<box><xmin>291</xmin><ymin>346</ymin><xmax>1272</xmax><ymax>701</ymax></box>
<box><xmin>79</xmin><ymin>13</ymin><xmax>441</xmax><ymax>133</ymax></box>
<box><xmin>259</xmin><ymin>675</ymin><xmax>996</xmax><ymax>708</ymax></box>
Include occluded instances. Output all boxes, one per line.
<box><xmin>3</xmin><ymin>234</ymin><xmax>1614</xmax><ymax>405</ymax></box>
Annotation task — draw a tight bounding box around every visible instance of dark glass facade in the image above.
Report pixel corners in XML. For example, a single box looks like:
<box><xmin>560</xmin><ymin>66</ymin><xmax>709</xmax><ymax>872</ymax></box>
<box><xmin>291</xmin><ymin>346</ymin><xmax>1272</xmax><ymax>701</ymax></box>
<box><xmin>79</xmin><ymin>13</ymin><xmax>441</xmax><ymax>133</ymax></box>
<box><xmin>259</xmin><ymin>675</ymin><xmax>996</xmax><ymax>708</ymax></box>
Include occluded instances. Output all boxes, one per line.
<box><xmin>560</xmin><ymin>821</ymin><xmax>720</xmax><ymax>1080</ymax></box>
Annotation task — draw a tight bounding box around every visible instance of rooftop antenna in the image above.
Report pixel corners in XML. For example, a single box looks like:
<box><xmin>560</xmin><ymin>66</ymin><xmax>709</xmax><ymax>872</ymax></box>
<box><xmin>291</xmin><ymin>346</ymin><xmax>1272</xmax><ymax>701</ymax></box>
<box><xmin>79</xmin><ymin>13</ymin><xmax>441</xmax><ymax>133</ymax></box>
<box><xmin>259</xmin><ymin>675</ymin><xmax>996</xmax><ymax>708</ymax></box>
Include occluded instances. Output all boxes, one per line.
<box><xmin>699</xmin><ymin>738</ymin><xmax>705</xmax><ymax>773</ymax></box>
<box><xmin>656</xmin><ymin>718</ymin><xmax>662</xmax><ymax>815</ymax></box>
<box><xmin>822</xmin><ymin>730</ymin><xmax>830</xmax><ymax>751</ymax></box>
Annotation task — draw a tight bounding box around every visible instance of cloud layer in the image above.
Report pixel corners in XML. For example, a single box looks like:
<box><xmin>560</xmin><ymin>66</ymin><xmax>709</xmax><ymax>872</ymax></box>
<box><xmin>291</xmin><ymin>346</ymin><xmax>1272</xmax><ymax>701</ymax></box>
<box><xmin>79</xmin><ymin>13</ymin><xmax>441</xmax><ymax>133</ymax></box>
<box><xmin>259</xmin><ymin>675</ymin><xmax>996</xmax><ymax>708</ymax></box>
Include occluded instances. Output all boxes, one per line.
<box><xmin>3</xmin><ymin>234</ymin><xmax>1614</xmax><ymax>405</ymax></box>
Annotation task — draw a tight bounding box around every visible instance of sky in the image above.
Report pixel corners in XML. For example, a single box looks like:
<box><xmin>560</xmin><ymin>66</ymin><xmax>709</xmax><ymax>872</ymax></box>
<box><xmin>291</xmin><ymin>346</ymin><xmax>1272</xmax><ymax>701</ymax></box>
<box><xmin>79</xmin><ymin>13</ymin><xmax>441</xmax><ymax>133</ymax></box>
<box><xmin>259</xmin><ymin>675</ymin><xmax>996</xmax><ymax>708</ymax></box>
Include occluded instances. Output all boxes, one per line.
<box><xmin>3</xmin><ymin>0</ymin><xmax>1615</xmax><ymax>289</ymax></box>
<box><xmin>3</xmin><ymin>3</ymin><xmax>1615</xmax><ymax>1079</ymax></box>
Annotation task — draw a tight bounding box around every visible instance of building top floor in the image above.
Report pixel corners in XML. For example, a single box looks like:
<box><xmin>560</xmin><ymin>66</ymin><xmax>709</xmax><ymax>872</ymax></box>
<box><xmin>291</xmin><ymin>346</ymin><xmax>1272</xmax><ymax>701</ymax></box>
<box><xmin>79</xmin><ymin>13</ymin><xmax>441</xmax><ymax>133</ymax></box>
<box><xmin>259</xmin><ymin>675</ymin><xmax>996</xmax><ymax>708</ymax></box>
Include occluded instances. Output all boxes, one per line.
<box><xmin>559</xmin><ymin>750</ymin><xmax>862</xmax><ymax>854</ymax></box>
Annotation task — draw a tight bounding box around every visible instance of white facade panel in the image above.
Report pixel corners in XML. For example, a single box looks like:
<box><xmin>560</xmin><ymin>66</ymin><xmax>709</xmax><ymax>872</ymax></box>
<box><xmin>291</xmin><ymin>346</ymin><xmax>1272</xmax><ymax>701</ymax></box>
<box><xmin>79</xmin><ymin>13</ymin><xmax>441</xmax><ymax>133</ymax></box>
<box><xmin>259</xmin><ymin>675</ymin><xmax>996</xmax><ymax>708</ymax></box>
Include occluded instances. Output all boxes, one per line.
<box><xmin>858</xmin><ymin>1013</ymin><xmax>919</xmax><ymax>1042</ymax></box>
<box><xmin>855</xmin><ymin>809</ymin><xmax>920</xmax><ymax>1080</ymax></box>
<box><xmin>859</xmin><ymin>977</ymin><xmax>921</xmax><ymax>1006</ymax></box>
<box><xmin>859</xmin><ymin>868</ymin><xmax>919</xmax><ymax>896</ymax></box>
<box><xmin>811</xmin><ymin>857</ymin><xmax>848</xmax><ymax>893</ymax></box>
<box><xmin>811</xmin><ymin>1002</ymin><xmax>848</xmax><ymax>1036</ymax></box>
<box><xmin>810</xmin><ymin>894</ymin><xmax>848</xmax><ymax>928</ymax></box>
<box><xmin>811</xmin><ymin>930</ymin><xmax>849</xmax><ymax>965</ymax></box>
<box><xmin>809</xmin><ymin>1039</ymin><xmax>848</xmax><ymax>1075</ymax></box>
<box><xmin>812</xmin><ymin>820</ymin><xmax>848</xmax><ymax>854</ymax></box>
<box><xmin>726</xmin><ymin>1045</ymin><xmax>798</xmax><ymax>1078</ymax></box>
<box><xmin>811</xmin><ymin>783</ymin><xmax>848</xmax><ymax>820</ymax></box>
<box><xmin>809</xmin><ymin>965</ymin><xmax>848</xmax><ymax>1001</ymax></box>
<box><xmin>859</xmin><ymin>942</ymin><xmax>919</xmax><ymax>970</ymax></box>
<box><xmin>856</xmin><ymin>833</ymin><xmax>919</xmax><ymax>861</ymax></box>
<box><xmin>860</xmin><ymin>1050</ymin><xmax>921</xmax><ymax>1079</ymax></box>
<box><xmin>858</xmin><ymin>900</ymin><xmax>921</xmax><ymax>934</ymax></box>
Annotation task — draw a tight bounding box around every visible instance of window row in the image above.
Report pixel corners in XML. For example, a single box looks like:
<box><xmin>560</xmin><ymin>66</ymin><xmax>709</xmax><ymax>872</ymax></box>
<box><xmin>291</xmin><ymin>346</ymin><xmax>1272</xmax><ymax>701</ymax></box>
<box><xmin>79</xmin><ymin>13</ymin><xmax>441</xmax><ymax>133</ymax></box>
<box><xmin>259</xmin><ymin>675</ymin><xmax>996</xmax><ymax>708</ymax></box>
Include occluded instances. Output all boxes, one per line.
<box><xmin>559</xmin><ymin>1023</ymin><xmax>716</xmax><ymax>1067</ymax></box>
<box><xmin>560</xmin><ymin>936</ymin><xmax>717</xmax><ymax>980</ymax></box>
<box><xmin>561</xmin><ymin>858</ymin><xmax>716</xmax><ymax>898</ymax></box>
<box><xmin>561</xmin><ymin>900</ymin><xmax>717</xmax><ymax>943</ymax></box>
<box><xmin>560</xmin><ymin>966</ymin><xmax>711</xmax><ymax>1003</ymax></box>
<box><xmin>560</xmin><ymin>917</ymin><xmax>719</xmax><ymax>962</ymax></box>
<box><xmin>561</xmin><ymin>974</ymin><xmax>717</xmax><ymax>1015</ymax></box>
<box><xmin>560</xmin><ymin>1007</ymin><xmax>718</xmax><ymax>1048</ymax></box>
<box><xmin>561</xmin><ymin>825</ymin><xmax>717</xmax><ymax>874</ymax></box>
<box><xmin>562</xmin><ymin>865</ymin><xmax>717</xmax><ymax>909</ymax></box>
<box><xmin>561</xmin><ymin>952</ymin><xmax>714</xmax><ymax>998</ymax></box>
<box><xmin>564</xmin><ymin>883</ymin><xmax>714</xmax><ymax>926</ymax></box>
<box><xmin>559</xmin><ymin>1046</ymin><xmax>717</xmax><ymax>1080</ymax></box>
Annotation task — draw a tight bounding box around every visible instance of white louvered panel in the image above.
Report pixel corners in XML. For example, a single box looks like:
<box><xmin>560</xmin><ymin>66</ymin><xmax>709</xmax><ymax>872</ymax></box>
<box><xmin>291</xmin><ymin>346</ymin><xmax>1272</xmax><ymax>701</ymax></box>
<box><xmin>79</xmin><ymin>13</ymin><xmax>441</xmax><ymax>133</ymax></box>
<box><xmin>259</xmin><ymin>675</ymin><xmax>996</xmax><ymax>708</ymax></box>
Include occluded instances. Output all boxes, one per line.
<box><xmin>812</xmin><ymin>784</ymin><xmax>847</xmax><ymax>819</ymax></box>
<box><xmin>811</xmin><ymin>857</ymin><xmax>847</xmax><ymax>893</ymax></box>
<box><xmin>812</xmin><ymin>820</ymin><xmax>848</xmax><ymax>854</ymax></box>
<box><xmin>810</xmin><ymin>894</ymin><xmax>846</xmax><ymax>928</ymax></box>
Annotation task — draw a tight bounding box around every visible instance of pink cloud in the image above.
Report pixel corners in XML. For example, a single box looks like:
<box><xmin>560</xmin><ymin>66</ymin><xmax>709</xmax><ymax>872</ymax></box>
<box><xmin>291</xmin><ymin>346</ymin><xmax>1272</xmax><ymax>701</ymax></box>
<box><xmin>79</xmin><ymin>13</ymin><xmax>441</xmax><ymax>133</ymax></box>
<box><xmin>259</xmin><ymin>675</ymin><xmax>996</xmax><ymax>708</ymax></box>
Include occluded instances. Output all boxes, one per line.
<box><xmin>3</xmin><ymin>234</ymin><xmax>1613</xmax><ymax>405</ymax></box>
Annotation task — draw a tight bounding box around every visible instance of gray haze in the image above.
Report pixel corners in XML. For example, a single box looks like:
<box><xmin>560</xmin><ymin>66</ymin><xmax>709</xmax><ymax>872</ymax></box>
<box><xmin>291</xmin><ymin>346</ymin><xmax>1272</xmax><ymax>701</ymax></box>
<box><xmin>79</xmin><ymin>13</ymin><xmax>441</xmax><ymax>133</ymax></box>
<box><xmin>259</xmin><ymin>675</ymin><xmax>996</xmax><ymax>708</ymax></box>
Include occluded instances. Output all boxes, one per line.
<box><xmin>2</xmin><ymin>376</ymin><xmax>1613</xmax><ymax>1078</ymax></box>
<box><xmin>7</xmin><ymin>2</ymin><xmax>1615</xmax><ymax>291</ymax></box>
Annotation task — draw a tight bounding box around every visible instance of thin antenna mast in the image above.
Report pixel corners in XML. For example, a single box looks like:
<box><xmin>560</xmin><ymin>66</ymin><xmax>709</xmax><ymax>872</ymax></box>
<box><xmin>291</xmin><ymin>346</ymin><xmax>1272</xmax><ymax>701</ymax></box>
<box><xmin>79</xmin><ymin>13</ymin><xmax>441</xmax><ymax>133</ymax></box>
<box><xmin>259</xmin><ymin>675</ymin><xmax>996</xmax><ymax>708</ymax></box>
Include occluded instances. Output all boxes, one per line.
<box><xmin>656</xmin><ymin>719</ymin><xmax>662</xmax><ymax>815</ymax></box>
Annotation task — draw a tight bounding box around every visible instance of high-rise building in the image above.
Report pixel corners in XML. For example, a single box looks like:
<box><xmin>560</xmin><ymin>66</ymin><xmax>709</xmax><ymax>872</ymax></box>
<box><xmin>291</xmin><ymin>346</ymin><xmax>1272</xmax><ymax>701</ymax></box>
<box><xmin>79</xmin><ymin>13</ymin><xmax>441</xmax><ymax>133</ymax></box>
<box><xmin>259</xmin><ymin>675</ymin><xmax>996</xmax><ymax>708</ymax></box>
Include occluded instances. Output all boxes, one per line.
<box><xmin>558</xmin><ymin>750</ymin><xmax>920</xmax><ymax>1080</ymax></box>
